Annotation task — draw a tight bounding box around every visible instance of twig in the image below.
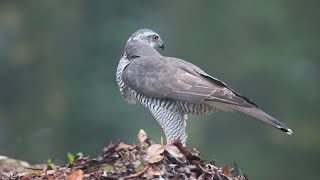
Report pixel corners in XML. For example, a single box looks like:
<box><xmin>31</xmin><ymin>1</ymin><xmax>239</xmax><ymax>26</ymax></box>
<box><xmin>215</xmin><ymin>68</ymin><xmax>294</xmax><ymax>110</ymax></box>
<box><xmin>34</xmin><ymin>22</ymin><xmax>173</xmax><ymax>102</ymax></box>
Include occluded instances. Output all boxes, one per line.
<box><xmin>25</xmin><ymin>167</ymin><xmax>44</xmax><ymax>171</ymax></box>
<box><xmin>122</xmin><ymin>164</ymin><xmax>150</xmax><ymax>179</ymax></box>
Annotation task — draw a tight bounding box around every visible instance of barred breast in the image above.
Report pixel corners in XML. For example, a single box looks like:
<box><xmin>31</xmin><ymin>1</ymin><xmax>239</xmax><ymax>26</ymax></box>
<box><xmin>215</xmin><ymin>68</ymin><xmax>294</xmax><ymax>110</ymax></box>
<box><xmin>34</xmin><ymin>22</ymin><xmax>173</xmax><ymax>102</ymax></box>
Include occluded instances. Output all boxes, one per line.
<box><xmin>131</xmin><ymin>91</ymin><xmax>187</xmax><ymax>144</ymax></box>
<box><xmin>116</xmin><ymin>57</ymin><xmax>136</xmax><ymax>104</ymax></box>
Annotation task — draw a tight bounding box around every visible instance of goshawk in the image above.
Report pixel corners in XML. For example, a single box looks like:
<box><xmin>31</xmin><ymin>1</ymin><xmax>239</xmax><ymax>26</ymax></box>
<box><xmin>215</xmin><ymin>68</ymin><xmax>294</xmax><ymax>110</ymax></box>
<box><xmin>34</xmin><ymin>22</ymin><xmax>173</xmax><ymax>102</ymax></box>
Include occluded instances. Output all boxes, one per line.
<box><xmin>116</xmin><ymin>29</ymin><xmax>292</xmax><ymax>145</ymax></box>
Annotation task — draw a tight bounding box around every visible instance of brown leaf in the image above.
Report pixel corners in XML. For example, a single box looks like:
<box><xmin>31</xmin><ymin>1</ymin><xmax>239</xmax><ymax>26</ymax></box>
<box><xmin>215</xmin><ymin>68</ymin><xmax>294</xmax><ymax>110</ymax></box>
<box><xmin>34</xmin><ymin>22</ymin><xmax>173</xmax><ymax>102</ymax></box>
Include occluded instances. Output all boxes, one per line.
<box><xmin>21</xmin><ymin>176</ymin><xmax>31</xmax><ymax>180</ymax></box>
<box><xmin>115</xmin><ymin>141</ymin><xmax>136</xmax><ymax>151</ymax></box>
<box><xmin>137</xmin><ymin>129</ymin><xmax>148</xmax><ymax>143</ymax></box>
<box><xmin>146</xmin><ymin>165</ymin><xmax>164</xmax><ymax>178</ymax></box>
<box><xmin>164</xmin><ymin>144</ymin><xmax>184</xmax><ymax>158</ymax></box>
<box><xmin>67</xmin><ymin>169</ymin><xmax>84</xmax><ymax>180</ymax></box>
<box><xmin>222</xmin><ymin>165</ymin><xmax>232</xmax><ymax>176</ymax></box>
<box><xmin>146</xmin><ymin>144</ymin><xmax>164</xmax><ymax>158</ymax></box>
<box><xmin>148</xmin><ymin>154</ymin><xmax>164</xmax><ymax>164</ymax></box>
<box><xmin>123</xmin><ymin>164</ymin><xmax>150</xmax><ymax>179</ymax></box>
<box><xmin>173</xmin><ymin>141</ymin><xmax>191</xmax><ymax>156</ymax></box>
<box><xmin>42</xmin><ymin>169</ymin><xmax>55</xmax><ymax>176</ymax></box>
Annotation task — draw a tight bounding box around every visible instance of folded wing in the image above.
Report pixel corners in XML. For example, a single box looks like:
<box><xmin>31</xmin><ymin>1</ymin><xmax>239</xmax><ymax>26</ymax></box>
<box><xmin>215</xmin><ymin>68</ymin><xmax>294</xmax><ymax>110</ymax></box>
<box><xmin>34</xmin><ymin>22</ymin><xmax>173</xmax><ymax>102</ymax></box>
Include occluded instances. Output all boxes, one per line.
<box><xmin>123</xmin><ymin>56</ymin><xmax>254</xmax><ymax>107</ymax></box>
<box><xmin>122</xmin><ymin>56</ymin><xmax>292</xmax><ymax>134</ymax></box>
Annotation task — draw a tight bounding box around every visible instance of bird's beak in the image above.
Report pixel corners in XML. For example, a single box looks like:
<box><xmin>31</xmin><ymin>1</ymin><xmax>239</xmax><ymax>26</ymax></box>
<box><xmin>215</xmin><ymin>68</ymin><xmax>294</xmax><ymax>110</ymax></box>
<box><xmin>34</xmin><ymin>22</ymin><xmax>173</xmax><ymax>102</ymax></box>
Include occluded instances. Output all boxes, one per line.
<box><xmin>160</xmin><ymin>43</ymin><xmax>164</xmax><ymax>50</ymax></box>
<box><xmin>158</xmin><ymin>39</ymin><xmax>164</xmax><ymax>50</ymax></box>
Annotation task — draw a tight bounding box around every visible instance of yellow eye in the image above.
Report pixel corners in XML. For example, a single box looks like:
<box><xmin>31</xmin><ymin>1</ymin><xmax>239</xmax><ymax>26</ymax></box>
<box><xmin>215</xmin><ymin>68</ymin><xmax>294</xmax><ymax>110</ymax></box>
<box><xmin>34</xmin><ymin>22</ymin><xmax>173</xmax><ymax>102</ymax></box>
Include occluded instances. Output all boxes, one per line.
<box><xmin>152</xmin><ymin>35</ymin><xmax>159</xmax><ymax>42</ymax></box>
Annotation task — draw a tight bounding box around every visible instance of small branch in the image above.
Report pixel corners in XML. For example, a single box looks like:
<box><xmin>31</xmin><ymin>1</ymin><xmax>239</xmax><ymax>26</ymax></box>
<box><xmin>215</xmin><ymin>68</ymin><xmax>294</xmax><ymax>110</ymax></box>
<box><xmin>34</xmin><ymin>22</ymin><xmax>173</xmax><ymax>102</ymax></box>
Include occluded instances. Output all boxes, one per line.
<box><xmin>25</xmin><ymin>167</ymin><xmax>43</xmax><ymax>171</ymax></box>
<box><xmin>122</xmin><ymin>164</ymin><xmax>150</xmax><ymax>179</ymax></box>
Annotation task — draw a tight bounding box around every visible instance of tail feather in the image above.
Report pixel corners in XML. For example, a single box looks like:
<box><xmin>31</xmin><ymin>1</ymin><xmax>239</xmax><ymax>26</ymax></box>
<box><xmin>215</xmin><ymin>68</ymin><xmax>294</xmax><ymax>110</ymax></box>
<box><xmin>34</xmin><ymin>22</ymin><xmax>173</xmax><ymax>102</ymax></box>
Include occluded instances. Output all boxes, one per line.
<box><xmin>230</xmin><ymin>105</ymin><xmax>293</xmax><ymax>134</ymax></box>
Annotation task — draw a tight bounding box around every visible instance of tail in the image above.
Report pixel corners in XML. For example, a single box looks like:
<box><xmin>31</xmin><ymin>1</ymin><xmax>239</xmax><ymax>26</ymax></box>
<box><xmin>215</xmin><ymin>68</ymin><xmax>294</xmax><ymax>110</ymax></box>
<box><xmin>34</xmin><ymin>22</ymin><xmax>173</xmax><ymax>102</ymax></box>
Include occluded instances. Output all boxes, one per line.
<box><xmin>231</xmin><ymin>106</ymin><xmax>293</xmax><ymax>134</ymax></box>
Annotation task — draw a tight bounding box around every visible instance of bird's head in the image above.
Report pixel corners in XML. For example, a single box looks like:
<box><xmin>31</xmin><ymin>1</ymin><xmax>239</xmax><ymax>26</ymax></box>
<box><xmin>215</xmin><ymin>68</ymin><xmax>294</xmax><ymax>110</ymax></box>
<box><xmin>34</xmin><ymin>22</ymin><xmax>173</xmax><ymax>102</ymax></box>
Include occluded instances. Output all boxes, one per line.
<box><xmin>127</xmin><ymin>29</ymin><xmax>164</xmax><ymax>50</ymax></box>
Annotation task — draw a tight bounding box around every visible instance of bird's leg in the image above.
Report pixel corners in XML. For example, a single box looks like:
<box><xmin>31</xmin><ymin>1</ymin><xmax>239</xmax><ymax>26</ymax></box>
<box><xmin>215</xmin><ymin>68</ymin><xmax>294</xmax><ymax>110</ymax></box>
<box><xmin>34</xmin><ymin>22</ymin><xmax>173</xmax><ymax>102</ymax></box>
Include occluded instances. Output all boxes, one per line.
<box><xmin>148</xmin><ymin>102</ymin><xmax>188</xmax><ymax>146</ymax></box>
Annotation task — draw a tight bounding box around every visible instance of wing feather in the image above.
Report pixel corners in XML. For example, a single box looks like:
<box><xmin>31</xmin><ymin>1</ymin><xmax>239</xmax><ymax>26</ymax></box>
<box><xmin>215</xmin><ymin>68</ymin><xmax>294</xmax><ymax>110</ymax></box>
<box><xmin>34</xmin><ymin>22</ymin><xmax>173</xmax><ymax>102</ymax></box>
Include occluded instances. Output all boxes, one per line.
<box><xmin>121</xmin><ymin>55</ymin><xmax>292</xmax><ymax>134</ymax></box>
<box><xmin>122</xmin><ymin>56</ymin><xmax>255</xmax><ymax>107</ymax></box>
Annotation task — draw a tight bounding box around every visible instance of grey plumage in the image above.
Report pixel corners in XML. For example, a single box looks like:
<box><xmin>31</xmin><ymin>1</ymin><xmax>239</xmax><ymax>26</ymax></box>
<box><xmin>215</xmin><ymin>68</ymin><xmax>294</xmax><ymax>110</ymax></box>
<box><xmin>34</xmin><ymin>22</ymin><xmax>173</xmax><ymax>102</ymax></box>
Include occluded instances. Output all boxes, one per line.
<box><xmin>116</xmin><ymin>29</ymin><xmax>292</xmax><ymax>145</ymax></box>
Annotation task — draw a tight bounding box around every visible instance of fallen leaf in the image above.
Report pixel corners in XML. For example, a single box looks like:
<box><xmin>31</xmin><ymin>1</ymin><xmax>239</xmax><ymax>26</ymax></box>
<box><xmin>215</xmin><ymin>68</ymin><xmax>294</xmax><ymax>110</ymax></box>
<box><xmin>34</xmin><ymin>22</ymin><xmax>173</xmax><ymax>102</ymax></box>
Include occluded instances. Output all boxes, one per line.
<box><xmin>122</xmin><ymin>164</ymin><xmax>150</xmax><ymax>179</ymax></box>
<box><xmin>146</xmin><ymin>144</ymin><xmax>165</xmax><ymax>163</ymax></box>
<box><xmin>164</xmin><ymin>144</ymin><xmax>184</xmax><ymax>158</ymax></box>
<box><xmin>115</xmin><ymin>141</ymin><xmax>136</xmax><ymax>151</ymax></box>
<box><xmin>146</xmin><ymin>165</ymin><xmax>164</xmax><ymax>178</ymax></box>
<box><xmin>222</xmin><ymin>165</ymin><xmax>232</xmax><ymax>176</ymax></box>
<box><xmin>173</xmin><ymin>141</ymin><xmax>191</xmax><ymax>156</ymax></box>
<box><xmin>148</xmin><ymin>154</ymin><xmax>164</xmax><ymax>164</ymax></box>
<box><xmin>43</xmin><ymin>169</ymin><xmax>55</xmax><ymax>176</ymax></box>
<box><xmin>135</xmin><ymin>163</ymin><xmax>144</xmax><ymax>172</ymax></box>
<box><xmin>138</xmin><ymin>129</ymin><xmax>148</xmax><ymax>143</ymax></box>
<box><xmin>67</xmin><ymin>169</ymin><xmax>84</xmax><ymax>180</ymax></box>
<box><xmin>31</xmin><ymin>169</ymin><xmax>41</xmax><ymax>176</ymax></box>
<box><xmin>21</xmin><ymin>176</ymin><xmax>31</xmax><ymax>180</ymax></box>
<box><xmin>103</xmin><ymin>165</ymin><xmax>114</xmax><ymax>173</ymax></box>
<box><xmin>146</xmin><ymin>144</ymin><xmax>164</xmax><ymax>158</ymax></box>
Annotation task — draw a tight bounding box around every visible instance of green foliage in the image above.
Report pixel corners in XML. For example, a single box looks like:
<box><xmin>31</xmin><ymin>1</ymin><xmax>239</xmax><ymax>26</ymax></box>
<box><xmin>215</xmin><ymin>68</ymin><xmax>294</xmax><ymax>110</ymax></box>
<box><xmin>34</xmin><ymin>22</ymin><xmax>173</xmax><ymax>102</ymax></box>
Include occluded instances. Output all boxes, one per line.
<box><xmin>103</xmin><ymin>165</ymin><xmax>114</xmax><ymax>173</ymax></box>
<box><xmin>31</xmin><ymin>169</ymin><xmax>41</xmax><ymax>176</ymax></box>
<box><xmin>47</xmin><ymin>159</ymin><xmax>58</xmax><ymax>169</ymax></box>
<box><xmin>135</xmin><ymin>163</ymin><xmax>144</xmax><ymax>172</ymax></box>
<box><xmin>67</xmin><ymin>152</ymin><xmax>74</xmax><ymax>163</ymax></box>
<box><xmin>67</xmin><ymin>152</ymin><xmax>83</xmax><ymax>162</ymax></box>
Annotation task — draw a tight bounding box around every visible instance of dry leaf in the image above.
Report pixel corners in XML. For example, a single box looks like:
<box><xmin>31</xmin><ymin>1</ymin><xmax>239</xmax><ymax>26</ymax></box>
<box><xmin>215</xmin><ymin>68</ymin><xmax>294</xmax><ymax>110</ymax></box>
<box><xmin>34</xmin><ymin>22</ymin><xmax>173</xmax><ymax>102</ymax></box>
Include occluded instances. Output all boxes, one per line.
<box><xmin>21</xmin><ymin>176</ymin><xmax>31</xmax><ymax>180</ymax></box>
<box><xmin>31</xmin><ymin>169</ymin><xmax>41</xmax><ymax>176</ymax></box>
<box><xmin>164</xmin><ymin>144</ymin><xmax>184</xmax><ymax>158</ymax></box>
<box><xmin>103</xmin><ymin>165</ymin><xmax>114</xmax><ymax>173</ymax></box>
<box><xmin>173</xmin><ymin>141</ymin><xmax>191</xmax><ymax>156</ymax></box>
<box><xmin>67</xmin><ymin>169</ymin><xmax>84</xmax><ymax>180</ymax></box>
<box><xmin>222</xmin><ymin>165</ymin><xmax>232</xmax><ymax>176</ymax></box>
<box><xmin>42</xmin><ymin>169</ymin><xmax>55</xmax><ymax>176</ymax></box>
<box><xmin>148</xmin><ymin>154</ymin><xmax>164</xmax><ymax>164</ymax></box>
<box><xmin>115</xmin><ymin>141</ymin><xmax>136</xmax><ymax>151</ymax></box>
<box><xmin>146</xmin><ymin>144</ymin><xmax>165</xmax><ymax>163</ymax></box>
<box><xmin>138</xmin><ymin>129</ymin><xmax>148</xmax><ymax>143</ymax></box>
<box><xmin>146</xmin><ymin>144</ymin><xmax>164</xmax><ymax>158</ymax></box>
<box><xmin>146</xmin><ymin>165</ymin><xmax>164</xmax><ymax>178</ymax></box>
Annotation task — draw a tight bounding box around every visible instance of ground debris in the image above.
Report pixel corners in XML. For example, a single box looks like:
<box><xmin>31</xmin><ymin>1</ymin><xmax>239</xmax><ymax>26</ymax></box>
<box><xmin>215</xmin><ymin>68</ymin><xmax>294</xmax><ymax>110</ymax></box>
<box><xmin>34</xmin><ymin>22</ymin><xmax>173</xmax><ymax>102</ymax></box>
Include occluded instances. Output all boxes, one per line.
<box><xmin>1</xmin><ymin>130</ymin><xmax>247</xmax><ymax>180</ymax></box>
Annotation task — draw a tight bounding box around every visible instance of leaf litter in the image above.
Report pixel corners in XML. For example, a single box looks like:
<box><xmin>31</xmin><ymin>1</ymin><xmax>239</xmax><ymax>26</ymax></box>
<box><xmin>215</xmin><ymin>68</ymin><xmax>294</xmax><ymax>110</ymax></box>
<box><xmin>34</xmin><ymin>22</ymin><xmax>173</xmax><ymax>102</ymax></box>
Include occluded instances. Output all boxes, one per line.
<box><xmin>1</xmin><ymin>129</ymin><xmax>247</xmax><ymax>180</ymax></box>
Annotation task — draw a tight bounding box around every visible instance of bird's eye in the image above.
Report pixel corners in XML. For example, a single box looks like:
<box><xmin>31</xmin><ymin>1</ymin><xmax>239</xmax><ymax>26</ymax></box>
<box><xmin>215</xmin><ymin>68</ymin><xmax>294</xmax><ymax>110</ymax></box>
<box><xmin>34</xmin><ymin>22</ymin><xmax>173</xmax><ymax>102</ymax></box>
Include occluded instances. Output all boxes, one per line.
<box><xmin>152</xmin><ymin>35</ymin><xmax>159</xmax><ymax>42</ymax></box>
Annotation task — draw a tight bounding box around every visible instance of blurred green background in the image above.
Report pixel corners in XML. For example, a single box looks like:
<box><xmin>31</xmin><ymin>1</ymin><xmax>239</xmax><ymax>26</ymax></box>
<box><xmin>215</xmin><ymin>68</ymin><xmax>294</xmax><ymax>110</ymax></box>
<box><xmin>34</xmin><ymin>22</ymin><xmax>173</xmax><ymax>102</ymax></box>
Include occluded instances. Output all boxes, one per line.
<box><xmin>0</xmin><ymin>1</ymin><xmax>319</xmax><ymax>179</ymax></box>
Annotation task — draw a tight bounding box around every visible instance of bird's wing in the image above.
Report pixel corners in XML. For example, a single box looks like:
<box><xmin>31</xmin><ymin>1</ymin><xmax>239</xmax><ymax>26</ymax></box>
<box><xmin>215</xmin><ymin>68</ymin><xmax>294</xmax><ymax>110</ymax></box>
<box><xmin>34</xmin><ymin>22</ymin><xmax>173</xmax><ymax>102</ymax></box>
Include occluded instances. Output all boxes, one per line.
<box><xmin>122</xmin><ymin>56</ymin><xmax>255</xmax><ymax>108</ymax></box>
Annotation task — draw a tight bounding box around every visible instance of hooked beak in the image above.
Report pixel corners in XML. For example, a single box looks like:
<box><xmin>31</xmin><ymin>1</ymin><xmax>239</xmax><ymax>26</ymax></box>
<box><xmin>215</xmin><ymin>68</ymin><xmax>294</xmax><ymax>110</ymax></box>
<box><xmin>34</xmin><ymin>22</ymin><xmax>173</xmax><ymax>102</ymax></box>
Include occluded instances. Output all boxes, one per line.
<box><xmin>158</xmin><ymin>39</ymin><xmax>164</xmax><ymax>50</ymax></box>
<box><xmin>160</xmin><ymin>43</ymin><xmax>164</xmax><ymax>50</ymax></box>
